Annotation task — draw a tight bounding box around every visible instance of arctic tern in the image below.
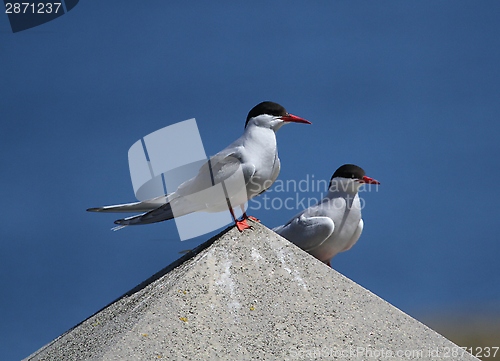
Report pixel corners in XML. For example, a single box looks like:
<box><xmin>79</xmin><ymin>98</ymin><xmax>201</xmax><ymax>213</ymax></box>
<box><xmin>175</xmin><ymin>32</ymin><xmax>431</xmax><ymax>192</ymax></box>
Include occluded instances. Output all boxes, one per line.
<box><xmin>87</xmin><ymin>101</ymin><xmax>311</xmax><ymax>231</ymax></box>
<box><xmin>273</xmin><ymin>164</ymin><xmax>379</xmax><ymax>266</ymax></box>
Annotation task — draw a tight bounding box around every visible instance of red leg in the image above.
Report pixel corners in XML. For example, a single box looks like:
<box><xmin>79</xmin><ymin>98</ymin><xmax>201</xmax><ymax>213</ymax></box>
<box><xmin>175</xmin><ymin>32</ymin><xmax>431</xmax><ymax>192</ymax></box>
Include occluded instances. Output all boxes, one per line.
<box><xmin>229</xmin><ymin>207</ymin><xmax>251</xmax><ymax>232</ymax></box>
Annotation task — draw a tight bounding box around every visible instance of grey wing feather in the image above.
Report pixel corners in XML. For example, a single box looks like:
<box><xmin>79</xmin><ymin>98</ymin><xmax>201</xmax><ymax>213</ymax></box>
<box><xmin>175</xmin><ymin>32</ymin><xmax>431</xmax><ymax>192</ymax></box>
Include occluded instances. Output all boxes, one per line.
<box><xmin>114</xmin><ymin>202</ymin><xmax>175</xmax><ymax>226</ymax></box>
<box><xmin>274</xmin><ymin>214</ymin><xmax>335</xmax><ymax>252</ymax></box>
<box><xmin>176</xmin><ymin>148</ymin><xmax>254</xmax><ymax>195</ymax></box>
<box><xmin>87</xmin><ymin>194</ymin><xmax>169</xmax><ymax>213</ymax></box>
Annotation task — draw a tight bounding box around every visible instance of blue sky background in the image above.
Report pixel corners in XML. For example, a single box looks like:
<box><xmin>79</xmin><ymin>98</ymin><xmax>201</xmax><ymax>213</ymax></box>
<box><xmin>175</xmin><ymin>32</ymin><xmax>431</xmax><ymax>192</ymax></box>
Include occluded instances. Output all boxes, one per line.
<box><xmin>2</xmin><ymin>2</ymin><xmax>500</xmax><ymax>360</ymax></box>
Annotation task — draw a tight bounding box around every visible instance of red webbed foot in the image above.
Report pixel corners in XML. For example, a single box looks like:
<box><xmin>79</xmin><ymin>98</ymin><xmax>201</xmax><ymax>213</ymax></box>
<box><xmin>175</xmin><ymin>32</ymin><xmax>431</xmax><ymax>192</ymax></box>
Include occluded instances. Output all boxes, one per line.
<box><xmin>235</xmin><ymin>219</ymin><xmax>252</xmax><ymax>232</ymax></box>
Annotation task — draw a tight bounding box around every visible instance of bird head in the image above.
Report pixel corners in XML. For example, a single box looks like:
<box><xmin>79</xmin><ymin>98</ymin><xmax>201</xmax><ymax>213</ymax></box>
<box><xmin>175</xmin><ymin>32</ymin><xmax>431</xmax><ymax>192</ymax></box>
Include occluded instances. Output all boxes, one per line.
<box><xmin>245</xmin><ymin>101</ymin><xmax>311</xmax><ymax>131</ymax></box>
<box><xmin>328</xmin><ymin>164</ymin><xmax>380</xmax><ymax>194</ymax></box>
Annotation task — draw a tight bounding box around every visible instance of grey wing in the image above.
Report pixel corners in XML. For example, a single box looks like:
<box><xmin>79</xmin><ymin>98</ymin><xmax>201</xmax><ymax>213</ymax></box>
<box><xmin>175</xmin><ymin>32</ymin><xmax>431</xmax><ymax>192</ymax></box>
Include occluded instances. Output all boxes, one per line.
<box><xmin>175</xmin><ymin>149</ymin><xmax>256</xmax><ymax>211</ymax></box>
<box><xmin>176</xmin><ymin>148</ymin><xmax>255</xmax><ymax>197</ymax></box>
<box><xmin>87</xmin><ymin>194</ymin><xmax>169</xmax><ymax>213</ymax></box>
<box><xmin>274</xmin><ymin>214</ymin><xmax>335</xmax><ymax>252</ymax></box>
<box><xmin>113</xmin><ymin>202</ymin><xmax>176</xmax><ymax>227</ymax></box>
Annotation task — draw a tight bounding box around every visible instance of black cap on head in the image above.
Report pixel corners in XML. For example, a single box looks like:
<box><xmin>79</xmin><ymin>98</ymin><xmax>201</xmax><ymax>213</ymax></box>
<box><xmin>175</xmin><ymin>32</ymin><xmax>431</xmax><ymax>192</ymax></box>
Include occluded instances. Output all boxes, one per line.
<box><xmin>330</xmin><ymin>164</ymin><xmax>366</xmax><ymax>183</ymax></box>
<box><xmin>245</xmin><ymin>101</ymin><xmax>287</xmax><ymax>128</ymax></box>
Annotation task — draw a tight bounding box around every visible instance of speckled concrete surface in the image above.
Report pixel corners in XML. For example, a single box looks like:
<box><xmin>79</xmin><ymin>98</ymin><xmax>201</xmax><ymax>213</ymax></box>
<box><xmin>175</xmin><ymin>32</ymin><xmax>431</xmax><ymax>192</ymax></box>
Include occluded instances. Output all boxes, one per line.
<box><xmin>24</xmin><ymin>221</ymin><xmax>479</xmax><ymax>360</ymax></box>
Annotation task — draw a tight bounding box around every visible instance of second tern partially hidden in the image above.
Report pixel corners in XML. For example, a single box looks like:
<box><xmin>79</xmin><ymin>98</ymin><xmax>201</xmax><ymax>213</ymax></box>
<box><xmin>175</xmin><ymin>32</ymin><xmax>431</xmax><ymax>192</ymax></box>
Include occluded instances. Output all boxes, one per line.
<box><xmin>273</xmin><ymin>164</ymin><xmax>380</xmax><ymax>266</ymax></box>
<box><xmin>87</xmin><ymin>101</ymin><xmax>311</xmax><ymax>231</ymax></box>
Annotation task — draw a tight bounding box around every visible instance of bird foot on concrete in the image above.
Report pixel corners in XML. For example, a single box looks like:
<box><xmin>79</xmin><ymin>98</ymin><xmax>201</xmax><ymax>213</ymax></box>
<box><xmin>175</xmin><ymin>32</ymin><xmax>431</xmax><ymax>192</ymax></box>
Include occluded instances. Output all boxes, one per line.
<box><xmin>235</xmin><ymin>219</ymin><xmax>252</xmax><ymax>232</ymax></box>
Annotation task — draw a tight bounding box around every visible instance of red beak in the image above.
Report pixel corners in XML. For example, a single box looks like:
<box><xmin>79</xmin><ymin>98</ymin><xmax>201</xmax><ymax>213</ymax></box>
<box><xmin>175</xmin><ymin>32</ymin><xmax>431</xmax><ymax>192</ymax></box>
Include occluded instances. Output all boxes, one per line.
<box><xmin>281</xmin><ymin>113</ymin><xmax>312</xmax><ymax>124</ymax></box>
<box><xmin>361</xmin><ymin>175</ymin><xmax>380</xmax><ymax>185</ymax></box>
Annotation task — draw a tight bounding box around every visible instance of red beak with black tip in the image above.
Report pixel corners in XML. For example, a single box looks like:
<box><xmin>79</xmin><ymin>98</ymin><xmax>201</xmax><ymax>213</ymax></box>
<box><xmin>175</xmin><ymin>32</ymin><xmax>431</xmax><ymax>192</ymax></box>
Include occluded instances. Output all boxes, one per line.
<box><xmin>360</xmin><ymin>175</ymin><xmax>380</xmax><ymax>185</ymax></box>
<box><xmin>281</xmin><ymin>113</ymin><xmax>312</xmax><ymax>124</ymax></box>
